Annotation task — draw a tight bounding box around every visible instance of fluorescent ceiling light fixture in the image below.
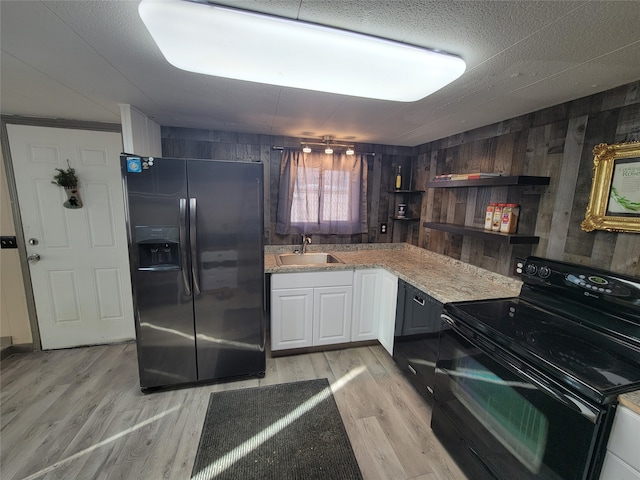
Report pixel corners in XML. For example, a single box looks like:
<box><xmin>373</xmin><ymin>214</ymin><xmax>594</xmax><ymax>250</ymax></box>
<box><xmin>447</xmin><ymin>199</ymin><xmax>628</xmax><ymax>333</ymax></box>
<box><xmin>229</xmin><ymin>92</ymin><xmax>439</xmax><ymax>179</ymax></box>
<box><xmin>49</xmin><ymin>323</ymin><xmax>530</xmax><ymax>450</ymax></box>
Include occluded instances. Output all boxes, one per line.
<box><xmin>138</xmin><ymin>0</ymin><xmax>466</xmax><ymax>102</ymax></box>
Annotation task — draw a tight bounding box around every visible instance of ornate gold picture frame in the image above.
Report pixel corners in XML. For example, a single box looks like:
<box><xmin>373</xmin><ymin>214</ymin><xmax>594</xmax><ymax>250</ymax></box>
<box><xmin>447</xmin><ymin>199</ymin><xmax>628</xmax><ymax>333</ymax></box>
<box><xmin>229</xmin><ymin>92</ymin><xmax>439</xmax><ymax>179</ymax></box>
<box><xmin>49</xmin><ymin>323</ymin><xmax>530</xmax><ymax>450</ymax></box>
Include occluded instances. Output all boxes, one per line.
<box><xmin>581</xmin><ymin>141</ymin><xmax>640</xmax><ymax>233</ymax></box>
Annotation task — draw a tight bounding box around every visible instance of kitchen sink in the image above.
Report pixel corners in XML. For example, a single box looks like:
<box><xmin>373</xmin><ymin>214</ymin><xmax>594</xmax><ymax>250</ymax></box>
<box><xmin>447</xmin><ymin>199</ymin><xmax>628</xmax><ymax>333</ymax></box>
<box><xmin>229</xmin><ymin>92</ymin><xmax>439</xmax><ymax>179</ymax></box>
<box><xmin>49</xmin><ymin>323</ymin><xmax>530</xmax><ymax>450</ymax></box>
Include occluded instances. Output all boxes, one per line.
<box><xmin>276</xmin><ymin>252</ymin><xmax>343</xmax><ymax>266</ymax></box>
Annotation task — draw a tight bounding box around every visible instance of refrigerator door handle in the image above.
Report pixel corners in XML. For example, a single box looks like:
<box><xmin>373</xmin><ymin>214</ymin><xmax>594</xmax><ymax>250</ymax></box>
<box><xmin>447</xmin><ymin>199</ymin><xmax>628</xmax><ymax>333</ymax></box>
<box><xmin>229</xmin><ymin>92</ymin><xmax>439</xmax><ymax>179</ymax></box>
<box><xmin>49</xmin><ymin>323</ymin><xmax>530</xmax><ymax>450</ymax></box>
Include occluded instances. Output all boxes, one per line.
<box><xmin>189</xmin><ymin>198</ymin><xmax>201</xmax><ymax>295</ymax></box>
<box><xmin>179</xmin><ymin>198</ymin><xmax>192</xmax><ymax>297</ymax></box>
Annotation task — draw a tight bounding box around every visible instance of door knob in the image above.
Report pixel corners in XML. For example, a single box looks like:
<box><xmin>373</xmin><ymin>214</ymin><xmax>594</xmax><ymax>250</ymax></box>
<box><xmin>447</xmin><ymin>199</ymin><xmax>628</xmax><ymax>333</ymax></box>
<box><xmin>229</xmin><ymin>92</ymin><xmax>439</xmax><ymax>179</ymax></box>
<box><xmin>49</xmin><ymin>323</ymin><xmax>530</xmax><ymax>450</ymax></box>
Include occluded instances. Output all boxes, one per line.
<box><xmin>27</xmin><ymin>253</ymin><xmax>41</xmax><ymax>263</ymax></box>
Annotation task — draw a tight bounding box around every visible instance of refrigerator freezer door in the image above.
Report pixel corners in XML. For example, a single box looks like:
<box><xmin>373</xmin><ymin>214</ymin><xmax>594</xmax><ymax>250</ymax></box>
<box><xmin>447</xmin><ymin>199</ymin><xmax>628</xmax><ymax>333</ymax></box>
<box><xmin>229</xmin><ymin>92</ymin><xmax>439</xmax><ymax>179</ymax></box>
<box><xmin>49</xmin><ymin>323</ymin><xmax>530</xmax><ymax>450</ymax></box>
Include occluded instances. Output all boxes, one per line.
<box><xmin>122</xmin><ymin>156</ymin><xmax>198</xmax><ymax>389</ymax></box>
<box><xmin>187</xmin><ymin>160</ymin><xmax>265</xmax><ymax>381</ymax></box>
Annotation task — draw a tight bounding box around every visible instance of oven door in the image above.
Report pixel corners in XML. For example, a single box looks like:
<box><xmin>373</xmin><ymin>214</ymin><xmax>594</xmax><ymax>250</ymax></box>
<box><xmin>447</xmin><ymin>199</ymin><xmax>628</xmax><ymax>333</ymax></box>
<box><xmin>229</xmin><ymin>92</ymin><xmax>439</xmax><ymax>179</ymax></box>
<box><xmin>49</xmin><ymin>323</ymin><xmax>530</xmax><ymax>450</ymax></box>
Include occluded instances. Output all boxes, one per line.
<box><xmin>432</xmin><ymin>314</ymin><xmax>611</xmax><ymax>480</ymax></box>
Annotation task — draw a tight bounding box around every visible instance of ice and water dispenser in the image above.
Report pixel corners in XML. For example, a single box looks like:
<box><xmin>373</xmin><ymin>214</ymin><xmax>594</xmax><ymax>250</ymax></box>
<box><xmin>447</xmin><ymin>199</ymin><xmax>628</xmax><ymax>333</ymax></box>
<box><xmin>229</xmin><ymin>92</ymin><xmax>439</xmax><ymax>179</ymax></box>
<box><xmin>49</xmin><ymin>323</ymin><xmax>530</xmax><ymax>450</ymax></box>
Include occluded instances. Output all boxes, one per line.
<box><xmin>135</xmin><ymin>226</ymin><xmax>180</xmax><ymax>270</ymax></box>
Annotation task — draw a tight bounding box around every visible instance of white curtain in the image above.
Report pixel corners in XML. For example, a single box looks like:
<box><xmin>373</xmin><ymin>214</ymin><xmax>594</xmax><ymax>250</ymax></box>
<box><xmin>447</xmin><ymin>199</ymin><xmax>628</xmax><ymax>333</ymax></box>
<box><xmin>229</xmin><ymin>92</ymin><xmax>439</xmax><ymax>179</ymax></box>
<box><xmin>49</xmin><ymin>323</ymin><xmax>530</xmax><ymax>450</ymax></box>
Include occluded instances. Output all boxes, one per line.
<box><xmin>276</xmin><ymin>150</ymin><xmax>368</xmax><ymax>235</ymax></box>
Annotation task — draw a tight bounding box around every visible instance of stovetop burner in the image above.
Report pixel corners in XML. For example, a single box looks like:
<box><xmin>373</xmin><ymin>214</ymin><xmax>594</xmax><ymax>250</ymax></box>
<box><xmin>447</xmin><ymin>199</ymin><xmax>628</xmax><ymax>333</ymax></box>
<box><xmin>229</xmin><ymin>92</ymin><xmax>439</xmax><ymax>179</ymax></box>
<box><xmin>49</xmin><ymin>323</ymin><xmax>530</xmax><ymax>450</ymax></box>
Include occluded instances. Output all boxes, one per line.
<box><xmin>529</xmin><ymin>331</ymin><xmax>614</xmax><ymax>371</ymax></box>
<box><xmin>526</xmin><ymin>330</ymin><xmax>621</xmax><ymax>385</ymax></box>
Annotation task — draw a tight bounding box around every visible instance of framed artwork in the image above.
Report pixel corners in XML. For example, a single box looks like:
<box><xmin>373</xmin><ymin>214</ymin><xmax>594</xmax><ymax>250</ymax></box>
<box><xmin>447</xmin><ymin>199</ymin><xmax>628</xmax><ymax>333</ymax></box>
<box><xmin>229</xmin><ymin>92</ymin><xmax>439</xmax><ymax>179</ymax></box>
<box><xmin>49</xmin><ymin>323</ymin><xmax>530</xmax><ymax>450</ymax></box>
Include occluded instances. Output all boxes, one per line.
<box><xmin>582</xmin><ymin>142</ymin><xmax>640</xmax><ymax>233</ymax></box>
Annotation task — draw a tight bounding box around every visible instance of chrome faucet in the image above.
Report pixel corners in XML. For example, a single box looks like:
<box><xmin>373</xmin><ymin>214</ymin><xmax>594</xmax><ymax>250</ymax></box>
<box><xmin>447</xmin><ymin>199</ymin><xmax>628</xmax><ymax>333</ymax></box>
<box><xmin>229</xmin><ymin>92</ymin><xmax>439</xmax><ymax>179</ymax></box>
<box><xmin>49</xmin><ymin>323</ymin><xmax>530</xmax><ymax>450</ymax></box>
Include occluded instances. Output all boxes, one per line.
<box><xmin>301</xmin><ymin>234</ymin><xmax>311</xmax><ymax>254</ymax></box>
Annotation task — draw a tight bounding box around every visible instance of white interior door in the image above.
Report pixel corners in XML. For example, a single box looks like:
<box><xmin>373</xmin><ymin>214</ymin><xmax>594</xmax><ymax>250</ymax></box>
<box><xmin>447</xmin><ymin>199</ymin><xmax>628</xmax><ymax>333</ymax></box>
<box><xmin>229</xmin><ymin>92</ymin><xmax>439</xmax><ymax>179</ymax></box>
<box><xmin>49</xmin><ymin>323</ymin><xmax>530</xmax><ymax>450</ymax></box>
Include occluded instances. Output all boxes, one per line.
<box><xmin>7</xmin><ymin>124</ymin><xmax>135</xmax><ymax>349</ymax></box>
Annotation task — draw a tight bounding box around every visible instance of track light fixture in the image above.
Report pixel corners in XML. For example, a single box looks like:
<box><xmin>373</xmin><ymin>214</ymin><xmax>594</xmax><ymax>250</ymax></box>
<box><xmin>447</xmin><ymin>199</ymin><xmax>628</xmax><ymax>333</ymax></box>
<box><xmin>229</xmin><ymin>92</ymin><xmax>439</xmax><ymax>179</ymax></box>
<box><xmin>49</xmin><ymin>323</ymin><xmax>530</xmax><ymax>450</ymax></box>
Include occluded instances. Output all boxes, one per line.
<box><xmin>300</xmin><ymin>135</ymin><xmax>358</xmax><ymax>154</ymax></box>
<box><xmin>324</xmin><ymin>136</ymin><xmax>334</xmax><ymax>155</ymax></box>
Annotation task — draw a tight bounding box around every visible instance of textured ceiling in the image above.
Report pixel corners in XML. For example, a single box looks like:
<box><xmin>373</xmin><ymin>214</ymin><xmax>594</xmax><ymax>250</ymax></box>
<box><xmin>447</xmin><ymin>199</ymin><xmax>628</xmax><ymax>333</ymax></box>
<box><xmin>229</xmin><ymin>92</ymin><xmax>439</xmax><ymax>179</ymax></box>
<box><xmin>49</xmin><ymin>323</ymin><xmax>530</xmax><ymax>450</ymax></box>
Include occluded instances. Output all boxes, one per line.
<box><xmin>1</xmin><ymin>0</ymin><xmax>639</xmax><ymax>147</ymax></box>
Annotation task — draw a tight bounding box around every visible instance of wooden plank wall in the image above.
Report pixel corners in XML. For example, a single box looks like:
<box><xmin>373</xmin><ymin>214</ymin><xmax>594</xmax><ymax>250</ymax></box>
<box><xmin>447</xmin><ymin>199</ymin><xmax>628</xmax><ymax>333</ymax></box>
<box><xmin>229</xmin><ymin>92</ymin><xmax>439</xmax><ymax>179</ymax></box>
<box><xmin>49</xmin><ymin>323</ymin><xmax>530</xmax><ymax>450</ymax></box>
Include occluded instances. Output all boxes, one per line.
<box><xmin>160</xmin><ymin>80</ymin><xmax>639</xmax><ymax>277</ymax></box>
<box><xmin>414</xmin><ymin>81</ymin><xmax>640</xmax><ymax>277</ymax></box>
<box><xmin>160</xmin><ymin>128</ymin><xmax>413</xmax><ymax>247</ymax></box>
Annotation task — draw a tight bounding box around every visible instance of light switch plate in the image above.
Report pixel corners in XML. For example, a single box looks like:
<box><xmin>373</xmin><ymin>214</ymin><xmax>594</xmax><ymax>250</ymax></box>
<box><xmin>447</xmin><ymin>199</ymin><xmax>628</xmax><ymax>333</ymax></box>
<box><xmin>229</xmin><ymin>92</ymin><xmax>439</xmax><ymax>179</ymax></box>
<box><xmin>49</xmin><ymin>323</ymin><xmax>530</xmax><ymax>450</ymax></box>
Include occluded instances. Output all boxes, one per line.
<box><xmin>1</xmin><ymin>236</ymin><xmax>17</xmax><ymax>249</ymax></box>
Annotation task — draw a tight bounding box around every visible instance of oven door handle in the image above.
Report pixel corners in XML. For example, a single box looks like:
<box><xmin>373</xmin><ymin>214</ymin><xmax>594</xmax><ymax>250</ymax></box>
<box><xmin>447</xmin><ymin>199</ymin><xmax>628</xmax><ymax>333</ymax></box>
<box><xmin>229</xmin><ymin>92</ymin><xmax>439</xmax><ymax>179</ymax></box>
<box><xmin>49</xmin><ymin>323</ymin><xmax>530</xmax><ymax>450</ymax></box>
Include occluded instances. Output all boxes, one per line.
<box><xmin>442</xmin><ymin>313</ymin><xmax>599</xmax><ymax>423</ymax></box>
<box><xmin>442</xmin><ymin>313</ymin><xmax>456</xmax><ymax>326</ymax></box>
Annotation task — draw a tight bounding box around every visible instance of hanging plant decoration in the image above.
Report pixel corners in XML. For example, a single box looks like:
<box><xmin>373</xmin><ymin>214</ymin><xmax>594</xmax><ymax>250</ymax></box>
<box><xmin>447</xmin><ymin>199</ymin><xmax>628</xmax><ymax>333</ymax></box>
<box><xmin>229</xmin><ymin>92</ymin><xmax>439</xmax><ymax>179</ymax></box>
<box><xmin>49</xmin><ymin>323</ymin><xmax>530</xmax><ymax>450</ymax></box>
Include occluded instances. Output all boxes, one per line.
<box><xmin>52</xmin><ymin>160</ymin><xmax>82</xmax><ymax>209</ymax></box>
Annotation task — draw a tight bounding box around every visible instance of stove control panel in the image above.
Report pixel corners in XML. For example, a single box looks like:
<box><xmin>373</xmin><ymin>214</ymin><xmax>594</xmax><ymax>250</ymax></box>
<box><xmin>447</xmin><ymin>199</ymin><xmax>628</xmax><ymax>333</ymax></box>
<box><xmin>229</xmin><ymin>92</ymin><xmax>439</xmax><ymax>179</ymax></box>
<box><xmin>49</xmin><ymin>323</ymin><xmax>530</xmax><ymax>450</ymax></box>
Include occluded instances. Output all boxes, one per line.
<box><xmin>521</xmin><ymin>256</ymin><xmax>639</xmax><ymax>301</ymax></box>
<box><xmin>565</xmin><ymin>273</ymin><xmax>630</xmax><ymax>297</ymax></box>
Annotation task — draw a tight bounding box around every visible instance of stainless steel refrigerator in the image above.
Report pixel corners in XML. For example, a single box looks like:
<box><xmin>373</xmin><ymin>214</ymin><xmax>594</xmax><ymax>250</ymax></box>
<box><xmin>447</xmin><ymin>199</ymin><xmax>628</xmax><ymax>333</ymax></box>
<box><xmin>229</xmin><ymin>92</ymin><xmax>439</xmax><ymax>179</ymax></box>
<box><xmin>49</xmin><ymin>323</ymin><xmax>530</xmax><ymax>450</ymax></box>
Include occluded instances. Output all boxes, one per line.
<box><xmin>121</xmin><ymin>155</ymin><xmax>265</xmax><ymax>391</ymax></box>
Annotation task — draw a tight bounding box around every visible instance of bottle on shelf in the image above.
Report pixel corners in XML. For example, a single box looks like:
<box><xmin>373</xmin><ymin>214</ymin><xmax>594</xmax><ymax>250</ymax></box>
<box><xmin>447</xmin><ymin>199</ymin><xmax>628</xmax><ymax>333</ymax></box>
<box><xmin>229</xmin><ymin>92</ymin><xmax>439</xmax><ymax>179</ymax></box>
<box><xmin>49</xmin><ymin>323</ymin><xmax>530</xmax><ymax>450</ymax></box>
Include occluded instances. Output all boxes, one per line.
<box><xmin>395</xmin><ymin>166</ymin><xmax>402</xmax><ymax>190</ymax></box>
<box><xmin>484</xmin><ymin>203</ymin><xmax>496</xmax><ymax>230</ymax></box>
<box><xmin>500</xmin><ymin>203</ymin><xmax>520</xmax><ymax>233</ymax></box>
<box><xmin>491</xmin><ymin>203</ymin><xmax>504</xmax><ymax>231</ymax></box>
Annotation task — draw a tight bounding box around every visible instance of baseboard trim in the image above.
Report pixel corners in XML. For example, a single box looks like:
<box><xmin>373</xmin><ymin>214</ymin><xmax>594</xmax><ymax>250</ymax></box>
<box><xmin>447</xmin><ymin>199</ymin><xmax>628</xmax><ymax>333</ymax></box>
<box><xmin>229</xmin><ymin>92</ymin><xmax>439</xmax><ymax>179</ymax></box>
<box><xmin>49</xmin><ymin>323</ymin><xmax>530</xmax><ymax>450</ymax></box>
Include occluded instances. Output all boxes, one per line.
<box><xmin>0</xmin><ymin>343</ymin><xmax>34</xmax><ymax>362</ymax></box>
<box><xmin>270</xmin><ymin>339</ymin><xmax>378</xmax><ymax>357</ymax></box>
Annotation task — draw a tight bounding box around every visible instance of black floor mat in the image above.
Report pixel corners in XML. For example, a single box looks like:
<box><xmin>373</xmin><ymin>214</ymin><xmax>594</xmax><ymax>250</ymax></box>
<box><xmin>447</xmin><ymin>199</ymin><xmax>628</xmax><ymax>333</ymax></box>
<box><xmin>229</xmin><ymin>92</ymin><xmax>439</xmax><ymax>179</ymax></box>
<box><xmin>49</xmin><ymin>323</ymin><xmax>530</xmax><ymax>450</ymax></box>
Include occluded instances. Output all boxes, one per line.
<box><xmin>191</xmin><ymin>378</ymin><xmax>363</xmax><ymax>479</ymax></box>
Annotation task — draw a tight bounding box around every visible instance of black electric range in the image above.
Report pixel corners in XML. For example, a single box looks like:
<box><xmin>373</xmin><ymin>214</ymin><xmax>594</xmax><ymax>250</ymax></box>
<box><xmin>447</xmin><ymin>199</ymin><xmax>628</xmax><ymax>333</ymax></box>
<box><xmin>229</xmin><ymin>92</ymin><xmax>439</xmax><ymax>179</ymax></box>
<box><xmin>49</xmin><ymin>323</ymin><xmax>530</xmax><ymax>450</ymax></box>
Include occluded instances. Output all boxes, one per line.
<box><xmin>444</xmin><ymin>257</ymin><xmax>640</xmax><ymax>405</ymax></box>
<box><xmin>432</xmin><ymin>257</ymin><xmax>640</xmax><ymax>480</ymax></box>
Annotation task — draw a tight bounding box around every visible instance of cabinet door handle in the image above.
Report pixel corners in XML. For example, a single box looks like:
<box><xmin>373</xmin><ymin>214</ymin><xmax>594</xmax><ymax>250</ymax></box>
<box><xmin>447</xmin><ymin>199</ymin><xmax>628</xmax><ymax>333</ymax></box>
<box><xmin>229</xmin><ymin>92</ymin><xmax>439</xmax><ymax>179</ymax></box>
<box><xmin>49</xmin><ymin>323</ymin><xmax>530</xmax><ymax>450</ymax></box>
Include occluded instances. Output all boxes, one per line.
<box><xmin>413</xmin><ymin>296</ymin><xmax>425</xmax><ymax>306</ymax></box>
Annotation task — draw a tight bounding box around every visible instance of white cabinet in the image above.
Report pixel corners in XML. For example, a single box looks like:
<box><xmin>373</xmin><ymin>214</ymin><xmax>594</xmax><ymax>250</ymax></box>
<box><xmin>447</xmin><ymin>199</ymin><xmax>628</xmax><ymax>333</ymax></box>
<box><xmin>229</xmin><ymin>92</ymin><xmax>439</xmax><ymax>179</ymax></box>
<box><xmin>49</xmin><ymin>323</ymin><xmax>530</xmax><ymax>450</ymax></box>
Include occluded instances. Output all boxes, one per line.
<box><xmin>352</xmin><ymin>270</ymin><xmax>381</xmax><ymax>342</ymax></box>
<box><xmin>351</xmin><ymin>268</ymin><xmax>398</xmax><ymax>354</ymax></box>
<box><xmin>601</xmin><ymin>454</ymin><xmax>640</xmax><ymax>480</ymax></box>
<box><xmin>271</xmin><ymin>271</ymin><xmax>353</xmax><ymax>351</ymax></box>
<box><xmin>600</xmin><ymin>405</ymin><xmax>640</xmax><ymax>480</ymax></box>
<box><xmin>271</xmin><ymin>288</ymin><xmax>313</xmax><ymax>350</ymax></box>
<box><xmin>313</xmin><ymin>286</ymin><xmax>353</xmax><ymax>346</ymax></box>
<box><xmin>271</xmin><ymin>269</ymin><xmax>397</xmax><ymax>354</ymax></box>
<box><xmin>378</xmin><ymin>269</ymin><xmax>398</xmax><ymax>355</ymax></box>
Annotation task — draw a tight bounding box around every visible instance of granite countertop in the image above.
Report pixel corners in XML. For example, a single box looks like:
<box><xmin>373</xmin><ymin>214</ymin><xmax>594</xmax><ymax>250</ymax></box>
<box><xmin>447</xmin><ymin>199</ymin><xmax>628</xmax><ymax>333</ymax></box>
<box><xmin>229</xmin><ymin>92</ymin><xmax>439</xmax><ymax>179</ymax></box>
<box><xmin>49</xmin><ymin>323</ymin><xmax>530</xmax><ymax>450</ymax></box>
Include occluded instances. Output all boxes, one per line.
<box><xmin>265</xmin><ymin>242</ymin><xmax>640</xmax><ymax>411</ymax></box>
<box><xmin>265</xmin><ymin>243</ymin><xmax>522</xmax><ymax>304</ymax></box>
<box><xmin>619</xmin><ymin>391</ymin><xmax>640</xmax><ymax>415</ymax></box>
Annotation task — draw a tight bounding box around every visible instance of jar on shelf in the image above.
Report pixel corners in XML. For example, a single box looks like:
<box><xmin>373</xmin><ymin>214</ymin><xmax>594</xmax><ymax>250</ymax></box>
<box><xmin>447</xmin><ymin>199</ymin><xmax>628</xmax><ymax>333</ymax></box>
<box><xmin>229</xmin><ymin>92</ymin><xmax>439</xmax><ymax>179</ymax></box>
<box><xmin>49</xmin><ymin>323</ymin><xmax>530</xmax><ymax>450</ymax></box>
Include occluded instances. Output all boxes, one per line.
<box><xmin>500</xmin><ymin>203</ymin><xmax>520</xmax><ymax>233</ymax></box>
<box><xmin>491</xmin><ymin>203</ymin><xmax>505</xmax><ymax>231</ymax></box>
<box><xmin>397</xmin><ymin>203</ymin><xmax>407</xmax><ymax>218</ymax></box>
<box><xmin>484</xmin><ymin>203</ymin><xmax>497</xmax><ymax>230</ymax></box>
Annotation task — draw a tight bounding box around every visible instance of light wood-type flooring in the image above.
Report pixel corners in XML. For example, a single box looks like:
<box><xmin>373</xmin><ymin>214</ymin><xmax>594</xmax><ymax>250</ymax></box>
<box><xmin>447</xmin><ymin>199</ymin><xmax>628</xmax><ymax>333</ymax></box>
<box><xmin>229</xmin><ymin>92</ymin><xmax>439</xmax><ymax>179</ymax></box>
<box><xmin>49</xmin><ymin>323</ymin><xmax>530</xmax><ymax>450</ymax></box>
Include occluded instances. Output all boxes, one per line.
<box><xmin>1</xmin><ymin>342</ymin><xmax>468</xmax><ymax>480</ymax></box>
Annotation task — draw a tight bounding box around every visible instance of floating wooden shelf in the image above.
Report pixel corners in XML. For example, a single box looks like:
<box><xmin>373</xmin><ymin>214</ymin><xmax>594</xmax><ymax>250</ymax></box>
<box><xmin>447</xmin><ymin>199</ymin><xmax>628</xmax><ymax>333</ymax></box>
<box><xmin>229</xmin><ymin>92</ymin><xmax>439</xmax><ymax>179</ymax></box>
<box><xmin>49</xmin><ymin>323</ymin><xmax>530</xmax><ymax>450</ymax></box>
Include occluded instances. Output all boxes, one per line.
<box><xmin>423</xmin><ymin>222</ymin><xmax>540</xmax><ymax>245</ymax></box>
<box><xmin>426</xmin><ymin>176</ymin><xmax>550</xmax><ymax>189</ymax></box>
<box><xmin>390</xmin><ymin>217</ymin><xmax>420</xmax><ymax>222</ymax></box>
<box><xmin>388</xmin><ymin>190</ymin><xmax>425</xmax><ymax>194</ymax></box>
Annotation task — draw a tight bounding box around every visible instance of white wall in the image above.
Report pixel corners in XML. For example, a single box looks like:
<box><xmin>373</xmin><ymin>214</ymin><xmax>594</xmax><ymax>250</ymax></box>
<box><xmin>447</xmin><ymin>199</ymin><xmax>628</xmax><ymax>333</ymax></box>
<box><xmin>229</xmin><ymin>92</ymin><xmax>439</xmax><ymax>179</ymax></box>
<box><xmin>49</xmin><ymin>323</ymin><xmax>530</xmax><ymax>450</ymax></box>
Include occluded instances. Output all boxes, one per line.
<box><xmin>119</xmin><ymin>104</ymin><xmax>162</xmax><ymax>157</ymax></box>
<box><xmin>0</xmin><ymin>148</ymin><xmax>32</xmax><ymax>345</ymax></box>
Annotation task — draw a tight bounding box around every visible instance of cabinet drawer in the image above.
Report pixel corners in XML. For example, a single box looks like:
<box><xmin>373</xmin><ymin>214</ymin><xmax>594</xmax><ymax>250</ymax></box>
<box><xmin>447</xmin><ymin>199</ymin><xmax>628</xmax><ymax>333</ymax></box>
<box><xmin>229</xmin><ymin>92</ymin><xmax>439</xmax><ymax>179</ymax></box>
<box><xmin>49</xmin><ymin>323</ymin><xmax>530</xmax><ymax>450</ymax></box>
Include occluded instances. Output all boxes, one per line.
<box><xmin>272</xmin><ymin>270</ymin><xmax>353</xmax><ymax>289</ymax></box>
<box><xmin>402</xmin><ymin>285</ymin><xmax>442</xmax><ymax>336</ymax></box>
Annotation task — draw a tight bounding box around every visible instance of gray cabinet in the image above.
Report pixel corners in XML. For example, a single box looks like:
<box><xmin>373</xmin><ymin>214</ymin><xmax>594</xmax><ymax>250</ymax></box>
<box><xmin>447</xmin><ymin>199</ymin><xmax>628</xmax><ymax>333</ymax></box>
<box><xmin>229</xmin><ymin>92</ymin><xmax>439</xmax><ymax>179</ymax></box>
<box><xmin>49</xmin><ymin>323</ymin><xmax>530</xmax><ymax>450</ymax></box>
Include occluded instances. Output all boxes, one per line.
<box><xmin>393</xmin><ymin>279</ymin><xmax>443</xmax><ymax>402</ymax></box>
<box><xmin>400</xmin><ymin>282</ymin><xmax>441</xmax><ymax>335</ymax></box>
